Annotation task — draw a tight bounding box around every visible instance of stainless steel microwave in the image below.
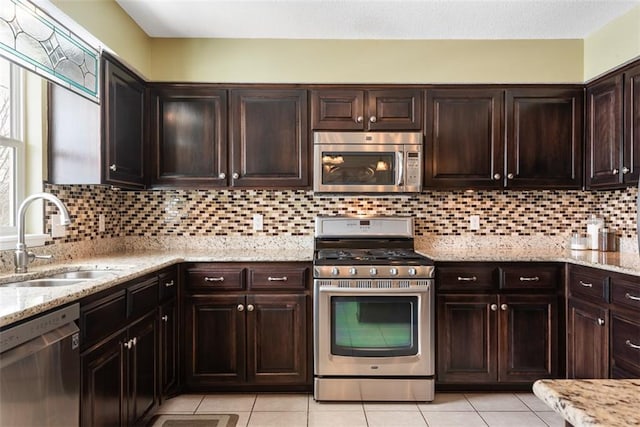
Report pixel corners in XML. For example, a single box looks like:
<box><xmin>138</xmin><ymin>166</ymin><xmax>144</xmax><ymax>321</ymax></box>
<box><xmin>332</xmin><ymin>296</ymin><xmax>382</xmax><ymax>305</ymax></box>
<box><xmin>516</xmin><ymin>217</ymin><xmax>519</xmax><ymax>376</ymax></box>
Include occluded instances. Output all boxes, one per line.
<box><xmin>313</xmin><ymin>132</ymin><xmax>423</xmax><ymax>193</ymax></box>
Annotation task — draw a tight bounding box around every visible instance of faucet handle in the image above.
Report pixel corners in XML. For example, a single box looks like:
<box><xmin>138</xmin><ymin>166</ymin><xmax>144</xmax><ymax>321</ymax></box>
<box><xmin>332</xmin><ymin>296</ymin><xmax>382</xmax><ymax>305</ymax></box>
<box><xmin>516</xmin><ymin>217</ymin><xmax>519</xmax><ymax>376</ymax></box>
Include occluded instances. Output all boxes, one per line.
<box><xmin>28</xmin><ymin>252</ymin><xmax>53</xmax><ymax>262</ymax></box>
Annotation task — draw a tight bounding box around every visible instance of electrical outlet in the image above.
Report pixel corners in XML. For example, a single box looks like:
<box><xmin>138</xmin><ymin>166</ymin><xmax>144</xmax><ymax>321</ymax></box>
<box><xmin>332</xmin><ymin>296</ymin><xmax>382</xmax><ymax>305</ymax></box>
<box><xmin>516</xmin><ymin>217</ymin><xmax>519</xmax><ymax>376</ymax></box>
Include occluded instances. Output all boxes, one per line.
<box><xmin>253</xmin><ymin>214</ymin><xmax>263</xmax><ymax>231</ymax></box>
<box><xmin>51</xmin><ymin>214</ymin><xmax>66</xmax><ymax>238</ymax></box>
<box><xmin>98</xmin><ymin>214</ymin><xmax>106</xmax><ymax>233</ymax></box>
<box><xmin>469</xmin><ymin>215</ymin><xmax>480</xmax><ymax>231</ymax></box>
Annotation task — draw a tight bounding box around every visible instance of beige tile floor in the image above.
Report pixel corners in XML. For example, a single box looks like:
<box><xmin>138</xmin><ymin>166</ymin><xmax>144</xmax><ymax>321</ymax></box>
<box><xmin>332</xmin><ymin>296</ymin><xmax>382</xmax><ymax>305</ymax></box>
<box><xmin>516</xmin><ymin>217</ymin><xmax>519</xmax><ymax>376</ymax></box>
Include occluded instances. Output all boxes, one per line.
<box><xmin>154</xmin><ymin>392</ymin><xmax>566</xmax><ymax>426</ymax></box>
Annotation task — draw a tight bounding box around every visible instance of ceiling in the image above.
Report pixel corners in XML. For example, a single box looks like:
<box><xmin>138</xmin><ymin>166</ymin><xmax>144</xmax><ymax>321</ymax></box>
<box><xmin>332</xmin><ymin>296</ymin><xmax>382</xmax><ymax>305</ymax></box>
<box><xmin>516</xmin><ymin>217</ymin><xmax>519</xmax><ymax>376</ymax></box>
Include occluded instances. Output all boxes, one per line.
<box><xmin>115</xmin><ymin>0</ymin><xmax>640</xmax><ymax>40</ymax></box>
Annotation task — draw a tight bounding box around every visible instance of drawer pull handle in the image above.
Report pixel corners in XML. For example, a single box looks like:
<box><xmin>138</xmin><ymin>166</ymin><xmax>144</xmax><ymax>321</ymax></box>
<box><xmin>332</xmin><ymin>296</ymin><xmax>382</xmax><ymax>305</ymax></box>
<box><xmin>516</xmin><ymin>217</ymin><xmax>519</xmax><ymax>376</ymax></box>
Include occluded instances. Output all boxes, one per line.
<box><xmin>204</xmin><ymin>276</ymin><xmax>225</xmax><ymax>282</ymax></box>
<box><xmin>165</xmin><ymin>280</ymin><xmax>175</xmax><ymax>287</ymax></box>
<box><xmin>519</xmin><ymin>276</ymin><xmax>539</xmax><ymax>282</ymax></box>
<box><xmin>624</xmin><ymin>293</ymin><xmax>640</xmax><ymax>302</ymax></box>
<box><xmin>268</xmin><ymin>276</ymin><xmax>288</xmax><ymax>282</ymax></box>
<box><xmin>625</xmin><ymin>340</ymin><xmax>640</xmax><ymax>350</ymax></box>
<box><xmin>579</xmin><ymin>281</ymin><xmax>593</xmax><ymax>288</ymax></box>
<box><xmin>457</xmin><ymin>276</ymin><xmax>477</xmax><ymax>282</ymax></box>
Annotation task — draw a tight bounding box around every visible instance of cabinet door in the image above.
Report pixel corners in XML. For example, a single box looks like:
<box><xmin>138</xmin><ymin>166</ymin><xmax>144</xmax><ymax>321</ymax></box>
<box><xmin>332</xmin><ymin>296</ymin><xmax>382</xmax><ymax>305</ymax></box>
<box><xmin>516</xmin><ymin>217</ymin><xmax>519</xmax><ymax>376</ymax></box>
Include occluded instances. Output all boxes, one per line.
<box><xmin>610</xmin><ymin>312</ymin><xmax>640</xmax><ymax>378</ymax></box>
<box><xmin>311</xmin><ymin>90</ymin><xmax>364</xmax><ymax>130</ymax></box>
<box><xmin>367</xmin><ymin>89</ymin><xmax>422</xmax><ymax>130</ymax></box>
<box><xmin>498</xmin><ymin>295</ymin><xmax>558</xmax><ymax>382</ymax></box>
<box><xmin>185</xmin><ymin>295</ymin><xmax>246</xmax><ymax>387</ymax></box>
<box><xmin>160</xmin><ymin>299</ymin><xmax>178</xmax><ymax>399</ymax></box>
<box><xmin>127</xmin><ymin>312</ymin><xmax>157</xmax><ymax>426</ymax></box>
<box><xmin>230</xmin><ymin>89</ymin><xmax>308</xmax><ymax>187</ymax></box>
<box><xmin>505</xmin><ymin>88</ymin><xmax>583</xmax><ymax>189</ymax></box>
<box><xmin>436</xmin><ymin>294</ymin><xmax>497</xmax><ymax>383</ymax></box>
<box><xmin>246</xmin><ymin>294</ymin><xmax>308</xmax><ymax>385</ymax></box>
<box><xmin>425</xmin><ymin>88</ymin><xmax>504</xmax><ymax>189</ymax></box>
<box><xmin>81</xmin><ymin>331</ymin><xmax>127</xmax><ymax>427</ymax></box>
<box><xmin>567</xmin><ymin>299</ymin><xmax>609</xmax><ymax>379</ymax></box>
<box><xmin>586</xmin><ymin>74</ymin><xmax>624</xmax><ymax>188</ymax></box>
<box><xmin>102</xmin><ymin>53</ymin><xmax>145</xmax><ymax>189</ymax></box>
<box><xmin>624</xmin><ymin>64</ymin><xmax>640</xmax><ymax>184</ymax></box>
<box><xmin>150</xmin><ymin>87</ymin><xmax>227</xmax><ymax>187</ymax></box>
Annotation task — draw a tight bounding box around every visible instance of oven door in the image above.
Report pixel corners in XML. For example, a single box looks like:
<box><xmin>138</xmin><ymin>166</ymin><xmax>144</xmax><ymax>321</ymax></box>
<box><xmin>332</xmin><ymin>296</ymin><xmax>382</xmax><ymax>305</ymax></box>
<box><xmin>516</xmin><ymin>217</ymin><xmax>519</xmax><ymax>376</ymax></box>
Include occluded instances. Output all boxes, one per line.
<box><xmin>314</xmin><ymin>144</ymin><xmax>413</xmax><ymax>193</ymax></box>
<box><xmin>314</xmin><ymin>285</ymin><xmax>433</xmax><ymax>376</ymax></box>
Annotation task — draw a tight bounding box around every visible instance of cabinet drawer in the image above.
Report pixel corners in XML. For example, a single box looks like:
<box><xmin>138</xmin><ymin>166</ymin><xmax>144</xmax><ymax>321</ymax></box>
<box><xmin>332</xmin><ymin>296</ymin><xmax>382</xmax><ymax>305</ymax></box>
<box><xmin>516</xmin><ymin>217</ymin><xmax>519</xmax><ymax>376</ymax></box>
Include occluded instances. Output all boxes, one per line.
<box><xmin>127</xmin><ymin>277</ymin><xmax>159</xmax><ymax>320</ymax></box>
<box><xmin>248</xmin><ymin>265</ymin><xmax>309</xmax><ymax>291</ymax></box>
<box><xmin>158</xmin><ymin>268</ymin><xmax>178</xmax><ymax>302</ymax></box>
<box><xmin>436</xmin><ymin>265</ymin><xmax>498</xmax><ymax>291</ymax></box>
<box><xmin>80</xmin><ymin>290</ymin><xmax>127</xmax><ymax>349</ymax></box>
<box><xmin>186</xmin><ymin>264</ymin><xmax>244</xmax><ymax>291</ymax></box>
<box><xmin>568</xmin><ymin>267</ymin><xmax>609</xmax><ymax>303</ymax></box>
<box><xmin>611</xmin><ymin>276</ymin><xmax>640</xmax><ymax>312</ymax></box>
<box><xmin>611</xmin><ymin>313</ymin><xmax>640</xmax><ymax>375</ymax></box>
<box><xmin>500</xmin><ymin>264</ymin><xmax>561</xmax><ymax>290</ymax></box>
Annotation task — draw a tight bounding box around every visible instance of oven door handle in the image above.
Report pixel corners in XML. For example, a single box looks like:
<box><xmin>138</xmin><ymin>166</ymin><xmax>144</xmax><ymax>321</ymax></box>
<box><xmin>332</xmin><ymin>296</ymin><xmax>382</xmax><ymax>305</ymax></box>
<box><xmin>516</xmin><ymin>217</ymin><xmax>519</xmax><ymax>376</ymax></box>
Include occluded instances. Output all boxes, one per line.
<box><xmin>316</xmin><ymin>286</ymin><xmax>431</xmax><ymax>295</ymax></box>
<box><xmin>396</xmin><ymin>151</ymin><xmax>404</xmax><ymax>187</ymax></box>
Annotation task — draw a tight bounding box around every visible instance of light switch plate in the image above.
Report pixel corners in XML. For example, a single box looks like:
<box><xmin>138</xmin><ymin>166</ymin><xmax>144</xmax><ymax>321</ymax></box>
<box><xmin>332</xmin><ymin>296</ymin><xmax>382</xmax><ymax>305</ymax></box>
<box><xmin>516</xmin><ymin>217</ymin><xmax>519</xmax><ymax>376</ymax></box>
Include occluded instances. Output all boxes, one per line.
<box><xmin>253</xmin><ymin>214</ymin><xmax>263</xmax><ymax>231</ymax></box>
<box><xmin>51</xmin><ymin>214</ymin><xmax>66</xmax><ymax>237</ymax></box>
<box><xmin>98</xmin><ymin>214</ymin><xmax>106</xmax><ymax>233</ymax></box>
<box><xmin>469</xmin><ymin>215</ymin><xmax>480</xmax><ymax>231</ymax></box>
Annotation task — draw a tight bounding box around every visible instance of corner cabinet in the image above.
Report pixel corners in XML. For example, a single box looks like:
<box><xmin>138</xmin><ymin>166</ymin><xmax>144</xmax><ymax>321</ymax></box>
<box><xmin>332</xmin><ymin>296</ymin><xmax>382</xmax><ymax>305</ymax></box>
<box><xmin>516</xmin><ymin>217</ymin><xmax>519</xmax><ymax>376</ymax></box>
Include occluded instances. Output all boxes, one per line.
<box><xmin>310</xmin><ymin>88</ymin><xmax>422</xmax><ymax>131</ymax></box>
<box><xmin>436</xmin><ymin>262</ymin><xmax>561</xmax><ymax>389</ymax></box>
<box><xmin>184</xmin><ymin>262</ymin><xmax>311</xmax><ymax>391</ymax></box>
<box><xmin>425</xmin><ymin>87</ymin><xmax>583</xmax><ymax>189</ymax></box>
<box><xmin>101</xmin><ymin>52</ymin><xmax>146</xmax><ymax>189</ymax></box>
<box><xmin>230</xmin><ymin>89</ymin><xmax>309</xmax><ymax>187</ymax></box>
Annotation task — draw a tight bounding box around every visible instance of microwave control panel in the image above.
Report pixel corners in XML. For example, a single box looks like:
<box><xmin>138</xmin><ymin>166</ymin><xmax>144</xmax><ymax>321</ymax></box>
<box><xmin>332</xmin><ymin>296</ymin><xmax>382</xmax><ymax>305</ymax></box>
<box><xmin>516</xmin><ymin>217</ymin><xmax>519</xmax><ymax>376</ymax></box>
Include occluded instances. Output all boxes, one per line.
<box><xmin>405</xmin><ymin>151</ymin><xmax>421</xmax><ymax>186</ymax></box>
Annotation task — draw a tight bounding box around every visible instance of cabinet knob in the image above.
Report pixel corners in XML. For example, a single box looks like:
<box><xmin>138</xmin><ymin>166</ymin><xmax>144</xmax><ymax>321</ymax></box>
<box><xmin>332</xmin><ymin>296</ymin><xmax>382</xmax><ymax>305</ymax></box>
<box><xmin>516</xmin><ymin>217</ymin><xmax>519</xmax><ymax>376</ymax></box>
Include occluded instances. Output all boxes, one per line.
<box><xmin>500</xmin><ymin>304</ymin><xmax>508</xmax><ymax>311</ymax></box>
<box><xmin>622</xmin><ymin>166</ymin><xmax>630</xmax><ymax>174</ymax></box>
<box><xmin>162</xmin><ymin>315</ymin><xmax>169</xmax><ymax>322</ymax></box>
<box><xmin>124</xmin><ymin>340</ymin><xmax>132</xmax><ymax>350</ymax></box>
<box><xmin>109</xmin><ymin>164</ymin><xmax>117</xmax><ymax>172</ymax></box>
<box><xmin>490</xmin><ymin>304</ymin><xmax>498</xmax><ymax>311</ymax></box>
<box><xmin>237</xmin><ymin>304</ymin><xmax>245</xmax><ymax>312</ymax></box>
<box><xmin>132</xmin><ymin>337</ymin><xmax>137</xmax><ymax>347</ymax></box>
<box><xmin>232</xmin><ymin>172</ymin><xmax>240</xmax><ymax>179</ymax></box>
<box><xmin>356</xmin><ymin>116</ymin><xmax>364</xmax><ymax>123</ymax></box>
<box><xmin>597</xmin><ymin>318</ymin><xmax>605</xmax><ymax>326</ymax></box>
<box><xmin>218</xmin><ymin>173</ymin><xmax>226</xmax><ymax>179</ymax></box>
<box><xmin>247</xmin><ymin>304</ymin><xmax>255</xmax><ymax>312</ymax></box>
<box><xmin>369</xmin><ymin>116</ymin><xmax>377</xmax><ymax>123</ymax></box>
<box><xmin>493</xmin><ymin>173</ymin><xmax>501</xmax><ymax>180</ymax></box>
<box><xmin>612</xmin><ymin>169</ymin><xmax>619</xmax><ymax>175</ymax></box>
<box><xmin>507</xmin><ymin>173</ymin><xmax>514</xmax><ymax>180</ymax></box>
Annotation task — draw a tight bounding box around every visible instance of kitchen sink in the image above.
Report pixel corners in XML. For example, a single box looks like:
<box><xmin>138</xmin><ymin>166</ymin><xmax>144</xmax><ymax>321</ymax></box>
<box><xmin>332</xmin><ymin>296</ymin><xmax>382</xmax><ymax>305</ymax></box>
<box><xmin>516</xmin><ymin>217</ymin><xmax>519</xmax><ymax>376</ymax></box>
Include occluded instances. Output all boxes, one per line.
<box><xmin>48</xmin><ymin>270</ymin><xmax>120</xmax><ymax>279</ymax></box>
<box><xmin>2</xmin><ymin>278</ymin><xmax>85</xmax><ymax>288</ymax></box>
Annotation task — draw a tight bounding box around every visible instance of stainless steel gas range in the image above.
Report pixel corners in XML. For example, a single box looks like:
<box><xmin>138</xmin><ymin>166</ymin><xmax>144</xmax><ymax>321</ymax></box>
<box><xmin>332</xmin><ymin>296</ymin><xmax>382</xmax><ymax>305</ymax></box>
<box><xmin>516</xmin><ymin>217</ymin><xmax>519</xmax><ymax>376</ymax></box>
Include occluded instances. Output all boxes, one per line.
<box><xmin>313</xmin><ymin>216</ymin><xmax>435</xmax><ymax>402</ymax></box>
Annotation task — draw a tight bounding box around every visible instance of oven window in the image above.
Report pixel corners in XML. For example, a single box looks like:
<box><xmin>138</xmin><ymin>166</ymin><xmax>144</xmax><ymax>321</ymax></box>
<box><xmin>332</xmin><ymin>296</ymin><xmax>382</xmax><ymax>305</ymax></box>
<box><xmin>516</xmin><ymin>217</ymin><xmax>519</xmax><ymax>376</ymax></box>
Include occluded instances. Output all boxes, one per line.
<box><xmin>321</xmin><ymin>152</ymin><xmax>395</xmax><ymax>185</ymax></box>
<box><xmin>331</xmin><ymin>296</ymin><xmax>418</xmax><ymax>357</ymax></box>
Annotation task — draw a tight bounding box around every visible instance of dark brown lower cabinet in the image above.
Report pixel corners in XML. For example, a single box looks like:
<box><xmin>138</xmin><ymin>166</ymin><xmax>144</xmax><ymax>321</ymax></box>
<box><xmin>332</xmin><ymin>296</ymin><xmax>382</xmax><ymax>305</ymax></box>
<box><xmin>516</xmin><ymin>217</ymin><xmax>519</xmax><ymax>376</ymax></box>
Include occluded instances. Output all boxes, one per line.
<box><xmin>81</xmin><ymin>311</ymin><xmax>157</xmax><ymax>427</ymax></box>
<box><xmin>610</xmin><ymin>312</ymin><xmax>640</xmax><ymax>378</ymax></box>
<box><xmin>185</xmin><ymin>293</ymin><xmax>308</xmax><ymax>389</ymax></box>
<box><xmin>159</xmin><ymin>298</ymin><xmax>179</xmax><ymax>398</ymax></box>
<box><xmin>567</xmin><ymin>298</ymin><xmax>609</xmax><ymax>379</ymax></box>
<box><xmin>437</xmin><ymin>293</ymin><xmax>558</xmax><ymax>386</ymax></box>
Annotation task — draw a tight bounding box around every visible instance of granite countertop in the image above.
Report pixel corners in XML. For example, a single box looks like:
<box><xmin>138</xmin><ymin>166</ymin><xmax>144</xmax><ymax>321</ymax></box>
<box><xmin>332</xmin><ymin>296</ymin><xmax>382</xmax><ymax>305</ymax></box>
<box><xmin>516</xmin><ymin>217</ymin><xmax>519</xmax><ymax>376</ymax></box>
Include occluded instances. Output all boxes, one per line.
<box><xmin>533</xmin><ymin>379</ymin><xmax>640</xmax><ymax>427</ymax></box>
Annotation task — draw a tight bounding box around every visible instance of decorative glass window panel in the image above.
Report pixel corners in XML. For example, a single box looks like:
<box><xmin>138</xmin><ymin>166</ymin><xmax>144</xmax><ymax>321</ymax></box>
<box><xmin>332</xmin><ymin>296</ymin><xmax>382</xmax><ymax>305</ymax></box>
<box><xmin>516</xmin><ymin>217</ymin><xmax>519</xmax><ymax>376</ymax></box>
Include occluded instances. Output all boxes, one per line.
<box><xmin>0</xmin><ymin>0</ymin><xmax>99</xmax><ymax>102</ymax></box>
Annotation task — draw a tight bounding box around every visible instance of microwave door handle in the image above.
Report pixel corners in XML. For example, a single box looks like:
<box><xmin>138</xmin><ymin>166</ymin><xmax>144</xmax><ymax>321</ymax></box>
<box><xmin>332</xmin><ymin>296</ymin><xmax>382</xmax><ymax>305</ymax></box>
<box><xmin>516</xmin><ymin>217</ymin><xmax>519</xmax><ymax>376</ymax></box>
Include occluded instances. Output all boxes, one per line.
<box><xmin>396</xmin><ymin>151</ymin><xmax>404</xmax><ymax>186</ymax></box>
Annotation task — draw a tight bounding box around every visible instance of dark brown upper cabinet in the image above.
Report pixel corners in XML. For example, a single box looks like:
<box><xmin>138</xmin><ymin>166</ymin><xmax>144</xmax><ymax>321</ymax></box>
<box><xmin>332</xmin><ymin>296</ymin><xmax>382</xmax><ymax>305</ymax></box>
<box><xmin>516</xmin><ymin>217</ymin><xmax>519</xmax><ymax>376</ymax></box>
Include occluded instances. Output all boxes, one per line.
<box><xmin>311</xmin><ymin>89</ymin><xmax>422</xmax><ymax>131</ymax></box>
<box><xmin>149</xmin><ymin>86</ymin><xmax>227</xmax><ymax>187</ymax></box>
<box><xmin>505</xmin><ymin>88</ymin><xmax>583</xmax><ymax>189</ymax></box>
<box><xmin>586</xmin><ymin>74</ymin><xmax>624</xmax><ymax>188</ymax></box>
<box><xmin>624</xmin><ymin>63</ymin><xmax>640</xmax><ymax>186</ymax></box>
<box><xmin>425</xmin><ymin>88</ymin><xmax>504</xmax><ymax>189</ymax></box>
<box><xmin>425</xmin><ymin>86</ymin><xmax>583</xmax><ymax>190</ymax></box>
<box><xmin>102</xmin><ymin>52</ymin><xmax>146</xmax><ymax>189</ymax></box>
<box><xmin>230</xmin><ymin>89</ymin><xmax>309</xmax><ymax>187</ymax></box>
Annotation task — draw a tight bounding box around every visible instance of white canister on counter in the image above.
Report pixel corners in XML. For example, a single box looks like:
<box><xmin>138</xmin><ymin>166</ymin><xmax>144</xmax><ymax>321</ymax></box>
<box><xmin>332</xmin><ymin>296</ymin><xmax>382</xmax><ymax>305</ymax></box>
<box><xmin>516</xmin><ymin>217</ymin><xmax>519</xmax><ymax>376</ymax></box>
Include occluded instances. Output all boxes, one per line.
<box><xmin>586</xmin><ymin>214</ymin><xmax>604</xmax><ymax>250</ymax></box>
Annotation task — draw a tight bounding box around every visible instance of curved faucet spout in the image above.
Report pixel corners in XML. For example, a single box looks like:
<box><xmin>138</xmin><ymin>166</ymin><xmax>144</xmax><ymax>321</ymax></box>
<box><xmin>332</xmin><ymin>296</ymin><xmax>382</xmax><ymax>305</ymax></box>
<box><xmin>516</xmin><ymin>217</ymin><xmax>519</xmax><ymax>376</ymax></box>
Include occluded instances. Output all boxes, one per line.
<box><xmin>15</xmin><ymin>192</ymin><xmax>71</xmax><ymax>273</ymax></box>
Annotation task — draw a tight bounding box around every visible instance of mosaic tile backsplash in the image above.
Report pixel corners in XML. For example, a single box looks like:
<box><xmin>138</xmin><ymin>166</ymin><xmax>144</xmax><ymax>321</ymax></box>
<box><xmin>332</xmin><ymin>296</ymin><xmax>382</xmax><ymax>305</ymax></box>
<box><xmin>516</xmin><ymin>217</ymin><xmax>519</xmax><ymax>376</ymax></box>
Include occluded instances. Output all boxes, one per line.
<box><xmin>35</xmin><ymin>184</ymin><xmax>637</xmax><ymax>242</ymax></box>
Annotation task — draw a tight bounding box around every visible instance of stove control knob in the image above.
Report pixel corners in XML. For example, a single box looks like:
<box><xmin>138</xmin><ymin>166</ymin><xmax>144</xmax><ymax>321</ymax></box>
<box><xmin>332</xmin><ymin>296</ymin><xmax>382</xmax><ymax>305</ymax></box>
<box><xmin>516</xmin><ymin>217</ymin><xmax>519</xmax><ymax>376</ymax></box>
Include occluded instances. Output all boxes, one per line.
<box><xmin>408</xmin><ymin>268</ymin><xmax>417</xmax><ymax>276</ymax></box>
<box><xmin>389</xmin><ymin>268</ymin><xmax>398</xmax><ymax>276</ymax></box>
<box><xmin>349</xmin><ymin>267</ymin><xmax>358</xmax><ymax>276</ymax></box>
<box><xmin>369</xmin><ymin>268</ymin><xmax>378</xmax><ymax>276</ymax></box>
<box><xmin>331</xmin><ymin>267</ymin><xmax>340</xmax><ymax>276</ymax></box>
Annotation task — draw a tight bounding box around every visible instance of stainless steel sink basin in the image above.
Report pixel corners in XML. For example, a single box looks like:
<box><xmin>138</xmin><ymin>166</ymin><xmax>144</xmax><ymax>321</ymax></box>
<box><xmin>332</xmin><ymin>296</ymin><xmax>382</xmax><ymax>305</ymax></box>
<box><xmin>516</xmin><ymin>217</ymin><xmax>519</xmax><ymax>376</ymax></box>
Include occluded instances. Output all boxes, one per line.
<box><xmin>49</xmin><ymin>270</ymin><xmax>120</xmax><ymax>279</ymax></box>
<box><xmin>2</xmin><ymin>278</ymin><xmax>85</xmax><ymax>288</ymax></box>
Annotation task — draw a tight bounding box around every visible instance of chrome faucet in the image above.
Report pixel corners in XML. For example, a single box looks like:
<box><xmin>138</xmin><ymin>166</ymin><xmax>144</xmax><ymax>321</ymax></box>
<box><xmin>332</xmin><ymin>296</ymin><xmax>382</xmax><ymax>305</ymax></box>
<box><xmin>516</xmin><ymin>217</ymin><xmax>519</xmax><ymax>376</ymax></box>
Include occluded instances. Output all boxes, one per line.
<box><xmin>14</xmin><ymin>193</ymin><xmax>71</xmax><ymax>273</ymax></box>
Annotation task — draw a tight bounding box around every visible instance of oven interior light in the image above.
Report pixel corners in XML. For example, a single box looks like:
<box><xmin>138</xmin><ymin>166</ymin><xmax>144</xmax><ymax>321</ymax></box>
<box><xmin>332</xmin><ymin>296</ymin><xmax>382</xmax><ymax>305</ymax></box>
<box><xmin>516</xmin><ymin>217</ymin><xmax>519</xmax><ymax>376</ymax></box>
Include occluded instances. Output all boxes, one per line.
<box><xmin>375</xmin><ymin>160</ymin><xmax>389</xmax><ymax>171</ymax></box>
<box><xmin>323</xmin><ymin>155</ymin><xmax>344</xmax><ymax>165</ymax></box>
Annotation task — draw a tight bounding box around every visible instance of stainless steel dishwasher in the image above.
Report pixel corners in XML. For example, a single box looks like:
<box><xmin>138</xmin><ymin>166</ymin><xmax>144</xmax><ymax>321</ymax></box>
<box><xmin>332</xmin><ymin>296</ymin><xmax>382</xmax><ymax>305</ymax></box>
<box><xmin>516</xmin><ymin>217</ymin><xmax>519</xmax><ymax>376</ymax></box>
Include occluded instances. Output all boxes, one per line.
<box><xmin>0</xmin><ymin>303</ymin><xmax>80</xmax><ymax>426</ymax></box>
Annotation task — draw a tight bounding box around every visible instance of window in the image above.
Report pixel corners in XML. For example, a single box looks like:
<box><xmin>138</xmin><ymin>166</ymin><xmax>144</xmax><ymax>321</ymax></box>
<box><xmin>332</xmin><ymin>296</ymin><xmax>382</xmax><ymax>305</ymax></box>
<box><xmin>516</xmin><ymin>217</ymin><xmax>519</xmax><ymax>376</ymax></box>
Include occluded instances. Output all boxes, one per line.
<box><xmin>0</xmin><ymin>57</ymin><xmax>25</xmax><ymax>236</ymax></box>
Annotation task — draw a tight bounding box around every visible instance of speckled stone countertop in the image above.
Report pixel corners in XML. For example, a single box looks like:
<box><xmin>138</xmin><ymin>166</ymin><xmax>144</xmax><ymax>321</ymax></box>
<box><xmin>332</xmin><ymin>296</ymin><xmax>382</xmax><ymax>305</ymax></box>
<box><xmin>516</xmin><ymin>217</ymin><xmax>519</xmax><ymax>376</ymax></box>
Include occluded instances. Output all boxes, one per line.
<box><xmin>0</xmin><ymin>248</ymin><xmax>313</xmax><ymax>328</ymax></box>
<box><xmin>533</xmin><ymin>379</ymin><xmax>640</xmax><ymax>426</ymax></box>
